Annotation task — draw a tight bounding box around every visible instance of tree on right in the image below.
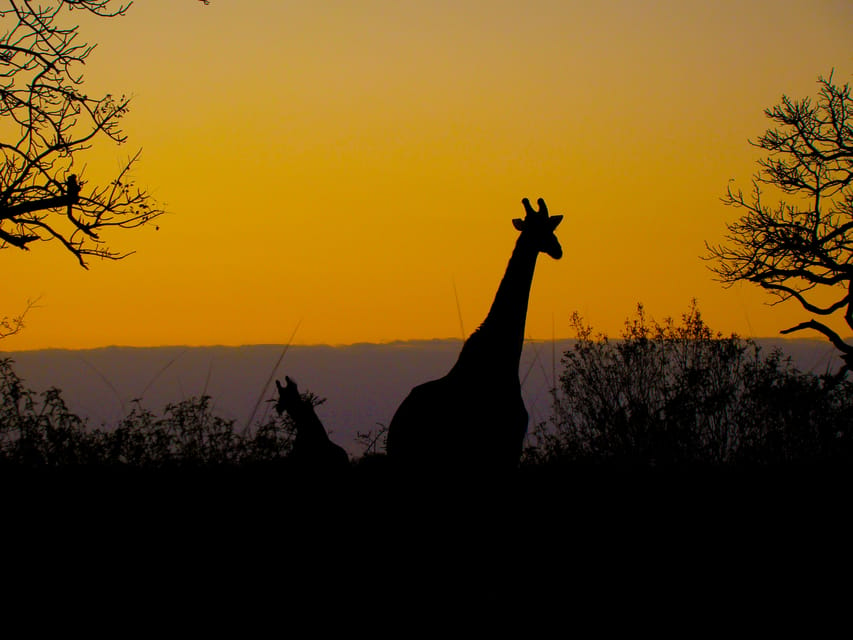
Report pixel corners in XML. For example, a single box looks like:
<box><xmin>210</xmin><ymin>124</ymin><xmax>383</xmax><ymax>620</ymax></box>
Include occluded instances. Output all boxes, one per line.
<box><xmin>706</xmin><ymin>72</ymin><xmax>853</xmax><ymax>376</ymax></box>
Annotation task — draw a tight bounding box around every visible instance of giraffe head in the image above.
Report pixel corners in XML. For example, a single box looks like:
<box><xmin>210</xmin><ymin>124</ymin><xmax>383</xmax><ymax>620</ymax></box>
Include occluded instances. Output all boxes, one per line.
<box><xmin>274</xmin><ymin>375</ymin><xmax>302</xmax><ymax>415</ymax></box>
<box><xmin>513</xmin><ymin>197</ymin><xmax>563</xmax><ymax>259</ymax></box>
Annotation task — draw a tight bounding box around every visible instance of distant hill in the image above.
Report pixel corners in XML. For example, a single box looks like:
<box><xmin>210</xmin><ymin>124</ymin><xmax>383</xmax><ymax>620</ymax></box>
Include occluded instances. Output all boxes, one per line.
<box><xmin>1</xmin><ymin>338</ymin><xmax>844</xmax><ymax>456</ymax></box>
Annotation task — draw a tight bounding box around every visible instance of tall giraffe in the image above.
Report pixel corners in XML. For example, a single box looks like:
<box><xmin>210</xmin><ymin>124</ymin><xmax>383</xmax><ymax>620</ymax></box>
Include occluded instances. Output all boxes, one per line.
<box><xmin>274</xmin><ymin>376</ymin><xmax>350</xmax><ymax>472</ymax></box>
<box><xmin>387</xmin><ymin>197</ymin><xmax>563</xmax><ymax>473</ymax></box>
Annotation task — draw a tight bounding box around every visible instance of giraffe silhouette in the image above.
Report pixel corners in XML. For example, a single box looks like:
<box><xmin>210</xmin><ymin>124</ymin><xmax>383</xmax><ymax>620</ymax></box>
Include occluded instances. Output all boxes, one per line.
<box><xmin>274</xmin><ymin>376</ymin><xmax>350</xmax><ymax>472</ymax></box>
<box><xmin>387</xmin><ymin>197</ymin><xmax>563</xmax><ymax>474</ymax></box>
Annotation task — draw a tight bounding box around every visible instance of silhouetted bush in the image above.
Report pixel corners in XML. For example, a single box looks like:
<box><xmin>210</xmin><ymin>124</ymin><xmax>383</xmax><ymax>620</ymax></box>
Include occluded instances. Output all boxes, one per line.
<box><xmin>0</xmin><ymin>358</ymin><xmax>96</xmax><ymax>466</ymax></box>
<box><xmin>525</xmin><ymin>302</ymin><xmax>852</xmax><ymax>468</ymax></box>
<box><xmin>0</xmin><ymin>357</ymin><xmax>308</xmax><ymax>470</ymax></box>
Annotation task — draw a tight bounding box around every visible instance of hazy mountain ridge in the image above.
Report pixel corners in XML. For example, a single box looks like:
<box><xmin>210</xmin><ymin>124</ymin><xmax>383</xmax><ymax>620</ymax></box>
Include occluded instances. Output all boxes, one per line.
<box><xmin>1</xmin><ymin>338</ymin><xmax>844</xmax><ymax>455</ymax></box>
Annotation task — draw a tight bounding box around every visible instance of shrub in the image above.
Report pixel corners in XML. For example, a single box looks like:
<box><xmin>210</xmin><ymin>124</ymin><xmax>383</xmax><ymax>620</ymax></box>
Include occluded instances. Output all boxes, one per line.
<box><xmin>0</xmin><ymin>358</ymin><xmax>313</xmax><ymax>469</ymax></box>
<box><xmin>526</xmin><ymin>302</ymin><xmax>852</xmax><ymax>467</ymax></box>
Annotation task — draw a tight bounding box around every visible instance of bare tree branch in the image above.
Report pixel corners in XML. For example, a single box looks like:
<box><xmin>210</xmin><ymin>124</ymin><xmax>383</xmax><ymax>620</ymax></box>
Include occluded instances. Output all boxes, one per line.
<box><xmin>0</xmin><ymin>1</ymin><xmax>163</xmax><ymax>267</ymax></box>
<box><xmin>706</xmin><ymin>72</ymin><xmax>853</xmax><ymax>375</ymax></box>
<box><xmin>0</xmin><ymin>295</ymin><xmax>41</xmax><ymax>339</ymax></box>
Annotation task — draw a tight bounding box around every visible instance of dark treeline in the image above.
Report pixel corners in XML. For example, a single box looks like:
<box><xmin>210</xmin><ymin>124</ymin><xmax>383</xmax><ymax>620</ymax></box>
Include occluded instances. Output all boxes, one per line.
<box><xmin>1</xmin><ymin>303</ymin><xmax>850</xmax><ymax>475</ymax></box>
<box><xmin>0</xmin><ymin>358</ymin><xmax>305</xmax><ymax>471</ymax></box>
<box><xmin>2</xmin><ymin>303</ymin><xmax>850</xmax><ymax>613</ymax></box>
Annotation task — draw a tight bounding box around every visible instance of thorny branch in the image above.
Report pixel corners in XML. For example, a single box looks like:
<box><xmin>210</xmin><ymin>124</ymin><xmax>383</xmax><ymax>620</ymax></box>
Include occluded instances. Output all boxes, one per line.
<box><xmin>0</xmin><ymin>1</ymin><xmax>162</xmax><ymax>268</ymax></box>
<box><xmin>705</xmin><ymin>72</ymin><xmax>853</xmax><ymax>376</ymax></box>
<box><xmin>0</xmin><ymin>295</ymin><xmax>40</xmax><ymax>339</ymax></box>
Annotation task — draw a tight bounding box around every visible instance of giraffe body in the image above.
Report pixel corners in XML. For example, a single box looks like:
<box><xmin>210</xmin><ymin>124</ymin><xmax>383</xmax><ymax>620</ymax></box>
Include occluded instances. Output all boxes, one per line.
<box><xmin>388</xmin><ymin>369</ymin><xmax>528</xmax><ymax>472</ymax></box>
<box><xmin>387</xmin><ymin>198</ymin><xmax>563</xmax><ymax>474</ymax></box>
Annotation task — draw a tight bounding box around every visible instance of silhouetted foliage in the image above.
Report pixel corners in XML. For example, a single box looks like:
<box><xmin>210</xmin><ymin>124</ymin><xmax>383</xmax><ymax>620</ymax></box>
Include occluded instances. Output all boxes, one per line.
<box><xmin>706</xmin><ymin>72</ymin><xmax>853</xmax><ymax>375</ymax></box>
<box><xmin>0</xmin><ymin>296</ymin><xmax>37</xmax><ymax>339</ymax></box>
<box><xmin>355</xmin><ymin>422</ymin><xmax>388</xmax><ymax>458</ymax></box>
<box><xmin>4</xmin><ymin>300</ymin><xmax>851</xmax><ymax>475</ymax></box>
<box><xmin>0</xmin><ymin>1</ymin><xmax>163</xmax><ymax>267</ymax></box>
<box><xmin>0</xmin><ymin>357</ymin><xmax>96</xmax><ymax>465</ymax></box>
<box><xmin>526</xmin><ymin>302</ymin><xmax>852</xmax><ymax>468</ymax></box>
<box><xmin>0</xmin><ymin>357</ymin><xmax>322</xmax><ymax>469</ymax></box>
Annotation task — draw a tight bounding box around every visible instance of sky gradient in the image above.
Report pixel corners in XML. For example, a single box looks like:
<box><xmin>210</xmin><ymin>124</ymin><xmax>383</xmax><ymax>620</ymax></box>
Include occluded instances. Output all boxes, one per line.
<box><xmin>3</xmin><ymin>0</ymin><xmax>853</xmax><ymax>349</ymax></box>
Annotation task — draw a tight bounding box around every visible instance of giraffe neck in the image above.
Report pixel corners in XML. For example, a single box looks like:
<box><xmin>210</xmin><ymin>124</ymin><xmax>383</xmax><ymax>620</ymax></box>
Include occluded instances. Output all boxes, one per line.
<box><xmin>288</xmin><ymin>401</ymin><xmax>330</xmax><ymax>445</ymax></box>
<box><xmin>453</xmin><ymin>233</ymin><xmax>538</xmax><ymax>376</ymax></box>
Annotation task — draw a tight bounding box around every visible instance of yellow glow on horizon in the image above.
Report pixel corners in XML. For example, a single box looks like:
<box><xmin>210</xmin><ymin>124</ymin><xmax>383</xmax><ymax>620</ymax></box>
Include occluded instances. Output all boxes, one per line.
<box><xmin>2</xmin><ymin>0</ymin><xmax>853</xmax><ymax>350</ymax></box>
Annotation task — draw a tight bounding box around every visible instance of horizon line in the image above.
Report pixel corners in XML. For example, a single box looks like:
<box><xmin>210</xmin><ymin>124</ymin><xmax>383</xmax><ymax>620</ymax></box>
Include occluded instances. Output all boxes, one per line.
<box><xmin>1</xmin><ymin>334</ymin><xmax>847</xmax><ymax>354</ymax></box>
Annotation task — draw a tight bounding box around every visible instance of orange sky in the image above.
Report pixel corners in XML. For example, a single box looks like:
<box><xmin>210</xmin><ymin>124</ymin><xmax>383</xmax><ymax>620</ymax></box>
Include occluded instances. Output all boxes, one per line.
<box><xmin>3</xmin><ymin>0</ymin><xmax>853</xmax><ymax>350</ymax></box>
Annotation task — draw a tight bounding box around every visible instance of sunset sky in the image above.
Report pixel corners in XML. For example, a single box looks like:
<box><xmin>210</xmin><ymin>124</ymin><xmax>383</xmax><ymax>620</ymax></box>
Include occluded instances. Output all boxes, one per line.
<box><xmin>3</xmin><ymin>0</ymin><xmax>852</xmax><ymax>350</ymax></box>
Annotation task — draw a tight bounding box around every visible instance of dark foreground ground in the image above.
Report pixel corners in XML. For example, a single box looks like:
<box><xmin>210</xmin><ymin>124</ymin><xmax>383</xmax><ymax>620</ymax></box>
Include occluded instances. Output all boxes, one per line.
<box><xmin>2</xmin><ymin>459</ymin><xmax>849</xmax><ymax>627</ymax></box>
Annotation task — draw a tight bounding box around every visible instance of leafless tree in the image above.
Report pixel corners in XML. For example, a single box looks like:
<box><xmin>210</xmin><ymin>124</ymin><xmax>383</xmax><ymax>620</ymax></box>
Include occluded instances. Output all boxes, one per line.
<box><xmin>0</xmin><ymin>0</ymin><xmax>163</xmax><ymax>269</ymax></box>
<box><xmin>706</xmin><ymin>72</ymin><xmax>853</xmax><ymax>376</ymax></box>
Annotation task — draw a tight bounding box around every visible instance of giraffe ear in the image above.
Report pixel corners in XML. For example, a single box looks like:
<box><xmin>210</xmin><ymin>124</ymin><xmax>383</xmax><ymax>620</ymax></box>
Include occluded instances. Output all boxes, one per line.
<box><xmin>512</xmin><ymin>218</ymin><xmax>525</xmax><ymax>231</ymax></box>
<box><xmin>548</xmin><ymin>215</ymin><xmax>563</xmax><ymax>230</ymax></box>
<box><xmin>276</xmin><ymin>379</ymin><xmax>285</xmax><ymax>393</ymax></box>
